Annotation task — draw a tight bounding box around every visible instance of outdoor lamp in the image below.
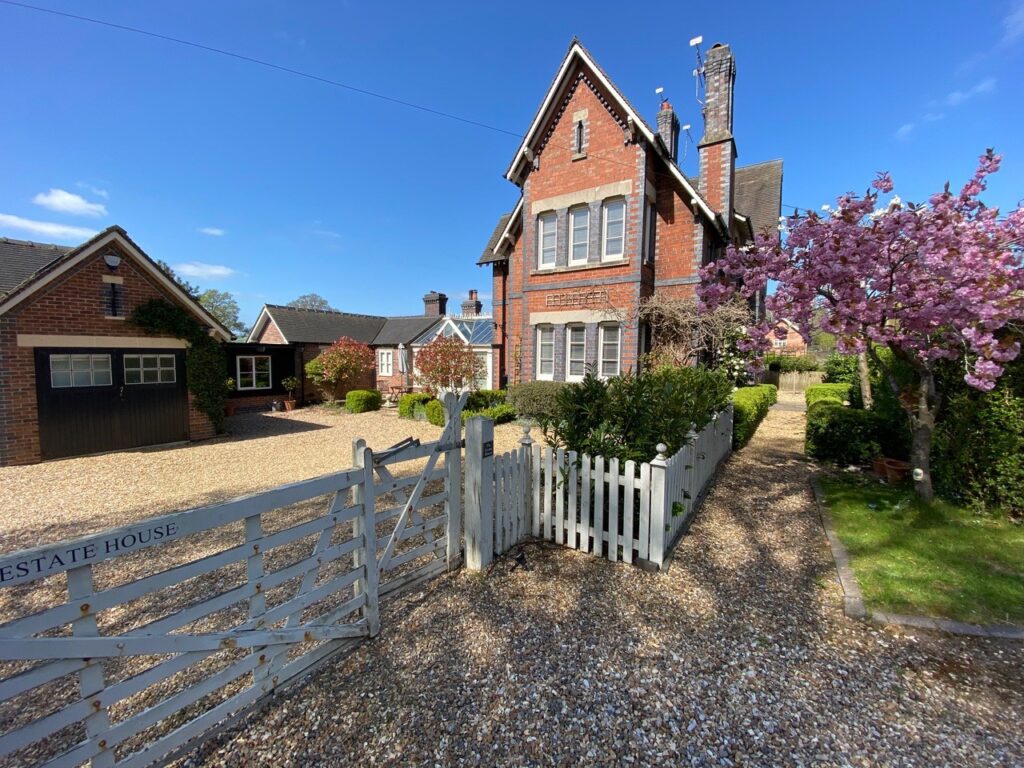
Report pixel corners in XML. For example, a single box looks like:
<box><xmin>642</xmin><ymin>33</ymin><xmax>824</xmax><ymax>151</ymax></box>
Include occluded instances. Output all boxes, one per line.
<box><xmin>103</xmin><ymin>252</ymin><xmax>122</xmax><ymax>271</ymax></box>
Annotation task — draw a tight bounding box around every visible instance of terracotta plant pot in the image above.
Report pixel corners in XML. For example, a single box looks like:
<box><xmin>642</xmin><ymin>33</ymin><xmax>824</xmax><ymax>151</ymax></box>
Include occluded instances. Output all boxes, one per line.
<box><xmin>884</xmin><ymin>458</ymin><xmax>911</xmax><ymax>485</ymax></box>
<box><xmin>284</xmin><ymin>398</ymin><xmax>297</xmax><ymax>412</ymax></box>
<box><xmin>871</xmin><ymin>457</ymin><xmax>888</xmax><ymax>478</ymax></box>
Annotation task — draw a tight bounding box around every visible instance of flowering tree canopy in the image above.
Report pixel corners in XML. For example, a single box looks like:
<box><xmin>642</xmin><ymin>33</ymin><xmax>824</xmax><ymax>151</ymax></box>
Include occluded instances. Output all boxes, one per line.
<box><xmin>416</xmin><ymin>336</ymin><xmax>483</xmax><ymax>393</ymax></box>
<box><xmin>305</xmin><ymin>336</ymin><xmax>374</xmax><ymax>401</ymax></box>
<box><xmin>698</xmin><ymin>149</ymin><xmax>1024</xmax><ymax>499</ymax></box>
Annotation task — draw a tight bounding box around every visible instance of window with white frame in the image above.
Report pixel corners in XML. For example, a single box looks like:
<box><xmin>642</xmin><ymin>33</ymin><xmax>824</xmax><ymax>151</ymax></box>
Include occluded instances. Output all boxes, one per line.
<box><xmin>536</xmin><ymin>326</ymin><xmax>554</xmax><ymax>379</ymax></box>
<box><xmin>474</xmin><ymin>351</ymin><xmax>491</xmax><ymax>390</ymax></box>
<box><xmin>602</xmin><ymin>198</ymin><xmax>625</xmax><ymax>261</ymax></box>
<box><xmin>569</xmin><ymin>206</ymin><xmax>589</xmax><ymax>264</ymax></box>
<box><xmin>537</xmin><ymin>212</ymin><xmax>557</xmax><ymax>269</ymax></box>
<box><xmin>49</xmin><ymin>354</ymin><xmax>112</xmax><ymax>388</ymax></box>
<box><xmin>237</xmin><ymin>355</ymin><xmax>272</xmax><ymax>390</ymax></box>
<box><xmin>124</xmin><ymin>354</ymin><xmax>176</xmax><ymax>384</ymax></box>
<box><xmin>566</xmin><ymin>325</ymin><xmax>586</xmax><ymax>381</ymax></box>
<box><xmin>378</xmin><ymin>349</ymin><xmax>393</xmax><ymax>376</ymax></box>
<box><xmin>599</xmin><ymin>325</ymin><xmax>621</xmax><ymax>378</ymax></box>
<box><xmin>773</xmin><ymin>338</ymin><xmax>787</xmax><ymax>348</ymax></box>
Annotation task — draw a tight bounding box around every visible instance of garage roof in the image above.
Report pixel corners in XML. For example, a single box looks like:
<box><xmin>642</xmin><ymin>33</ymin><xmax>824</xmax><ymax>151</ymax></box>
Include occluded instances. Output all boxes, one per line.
<box><xmin>0</xmin><ymin>238</ymin><xmax>73</xmax><ymax>299</ymax></box>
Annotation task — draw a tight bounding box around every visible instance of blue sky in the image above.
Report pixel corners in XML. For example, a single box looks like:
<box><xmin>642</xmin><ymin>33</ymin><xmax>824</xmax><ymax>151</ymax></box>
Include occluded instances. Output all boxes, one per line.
<box><xmin>1</xmin><ymin>1</ymin><xmax>1022</xmax><ymax>329</ymax></box>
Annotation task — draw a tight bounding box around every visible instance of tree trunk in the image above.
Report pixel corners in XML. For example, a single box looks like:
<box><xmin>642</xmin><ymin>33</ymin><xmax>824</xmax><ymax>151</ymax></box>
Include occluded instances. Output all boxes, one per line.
<box><xmin>857</xmin><ymin>351</ymin><xmax>873</xmax><ymax>409</ymax></box>
<box><xmin>909</xmin><ymin>373</ymin><xmax>936</xmax><ymax>503</ymax></box>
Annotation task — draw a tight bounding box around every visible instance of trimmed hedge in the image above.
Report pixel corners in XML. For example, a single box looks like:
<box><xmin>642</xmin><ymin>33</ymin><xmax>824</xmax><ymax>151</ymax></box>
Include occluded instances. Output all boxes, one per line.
<box><xmin>822</xmin><ymin>353</ymin><xmax>858</xmax><ymax>384</ymax></box>
<box><xmin>425</xmin><ymin>399</ymin><xmax>445</xmax><ymax>427</ymax></box>
<box><xmin>732</xmin><ymin>384</ymin><xmax>778</xmax><ymax>449</ymax></box>
<box><xmin>507</xmin><ymin>381</ymin><xmax>566</xmax><ymax>421</ymax></box>
<box><xmin>766</xmin><ymin>354</ymin><xmax>820</xmax><ymax>373</ymax></box>
<box><xmin>805</xmin><ymin>383</ymin><xmax>852</xmax><ymax>407</ymax></box>
<box><xmin>466</xmin><ymin>389</ymin><xmax>506</xmax><ymax>411</ymax></box>
<box><xmin>345</xmin><ymin>389</ymin><xmax>381</xmax><ymax>413</ymax></box>
<box><xmin>805</xmin><ymin>402</ymin><xmax>887</xmax><ymax>465</ymax></box>
<box><xmin>462</xmin><ymin>403</ymin><xmax>517</xmax><ymax>425</ymax></box>
<box><xmin>398</xmin><ymin>392</ymin><xmax>432</xmax><ymax>419</ymax></box>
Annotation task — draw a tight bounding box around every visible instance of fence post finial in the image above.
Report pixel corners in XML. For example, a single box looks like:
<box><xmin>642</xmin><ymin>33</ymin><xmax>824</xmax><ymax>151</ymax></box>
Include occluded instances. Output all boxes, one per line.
<box><xmin>520</xmin><ymin>425</ymin><xmax>533</xmax><ymax>446</ymax></box>
<box><xmin>686</xmin><ymin>424</ymin><xmax>699</xmax><ymax>443</ymax></box>
<box><xmin>655</xmin><ymin>443</ymin><xmax>668</xmax><ymax>460</ymax></box>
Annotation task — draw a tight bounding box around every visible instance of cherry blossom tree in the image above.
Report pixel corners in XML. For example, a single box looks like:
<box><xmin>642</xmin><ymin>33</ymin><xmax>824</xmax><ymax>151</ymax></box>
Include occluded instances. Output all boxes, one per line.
<box><xmin>699</xmin><ymin>149</ymin><xmax>1024</xmax><ymax>500</ymax></box>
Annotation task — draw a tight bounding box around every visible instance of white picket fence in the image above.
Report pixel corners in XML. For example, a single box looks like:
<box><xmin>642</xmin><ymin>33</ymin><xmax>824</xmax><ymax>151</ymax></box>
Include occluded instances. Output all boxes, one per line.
<box><xmin>0</xmin><ymin>393</ymin><xmax>466</xmax><ymax>768</ymax></box>
<box><xmin>466</xmin><ymin>406</ymin><xmax>734</xmax><ymax>571</ymax></box>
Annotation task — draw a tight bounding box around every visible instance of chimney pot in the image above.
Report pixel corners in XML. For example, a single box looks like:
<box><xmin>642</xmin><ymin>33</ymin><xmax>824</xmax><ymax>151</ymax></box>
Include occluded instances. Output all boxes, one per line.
<box><xmin>461</xmin><ymin>288</ymin><xmax>483</xmax><ymax>317</ymax></box>
<box><xmin>655</xmin><ymin>99</ymin><xmax>680</xmax><ymax>162</ymax></box>
<box><xmin>423</xmin><ymin>291</ymin><xmax>448</xmax><ymax>316</ymax></box>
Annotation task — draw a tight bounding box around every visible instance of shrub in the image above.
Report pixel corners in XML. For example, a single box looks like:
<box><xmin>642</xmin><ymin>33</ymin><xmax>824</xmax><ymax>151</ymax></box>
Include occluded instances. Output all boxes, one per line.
<box><xmin>415</xmin><ymin>336</ymin><xmax>483</xmax><ymax>393</ymax></box>
<box><xmin>766</xmin><ymin>354</ymin><xmax>820</xmax><ymax>373</ymax></box>
<box><xmin>805</xmin><ymin>383</ymin><xmax>851</xmax><ymax>407</ymax></box>
<box><xmin>805</xmin><ymin>402</ymin><xmax>886</xmax><ymax>465</ymax></box>
<box><xmin>398</xmin><ymin>392</ymin><xmax>432</xmax><ymax>419</ymax></box>
<box><xmin>732</xmin><ymin>384</ymin><xmax>777</xmax><ymax>448</ymax></box>
<box><xmin>507</xmin><ymin>381</ymin><xmax>566</xmax><ymax>421</ymax></box>
<box><xmin>305</xmin><ymin>337</ymin><xmax>374</xmax><ymax>402</ymax></box>
<box><xmin>542</xmin><ymin>367</ymin><xmax>732</xmax><ymax>464</ymax></box>
<box><xmin>822</xmin><ymin>353</ymin><xmax>858</xmax><ymax>384</ymax></box>
<box><xmin>466</xmin><ymin>389</ymin><xmax>506</xmax><ymax>411</ymax></box>
<box><xmin>345</xmin><ymin>389</ymin><xmax>381</xmax><ymax>413</ymax></box>
<box><xmin>425</xmin><ymin>398</ymin><xmax>445</xmax><ymax>427</ymax></box>
<box><xmin>462</xmin><ymin>403</ymin><xmax>517</xmax><ymax>425</ymax></box>
<box><xmin>932</xmin><ymin>359</ymin><xmax>1024</xmax><ymax>515</ymax></box>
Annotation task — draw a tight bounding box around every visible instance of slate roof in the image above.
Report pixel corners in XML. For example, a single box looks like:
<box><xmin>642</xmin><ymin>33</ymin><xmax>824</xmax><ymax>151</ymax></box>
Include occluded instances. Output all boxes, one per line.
<box><xmin>257</xmin><ymin>305</ymin><xmax>443</xmax><ymax>346</ymax></box>
<box><xmin>413</xmin><ymin>316</ymin><xmax>494</xmax><ymax>346</ymax></box>
<box><xmin>477</xmin><ymin>212</ymin><xmax>512</xmax><ymax>265</ymax></box>
<box><xmin>0</xmin><ymin>237</ymin><xmax>73</xmax><ymax>298</ymax></box>
<box><xmin>734</xmin><ymin>159</ymin><xmax>784</xmax><ymax>238</ymax></box>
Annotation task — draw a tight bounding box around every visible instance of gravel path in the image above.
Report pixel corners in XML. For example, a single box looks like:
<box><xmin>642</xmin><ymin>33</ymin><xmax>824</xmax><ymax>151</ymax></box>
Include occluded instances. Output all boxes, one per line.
<box><xmin>184</xmin><ymin>393</ymin><xmax>1024</xmax><ymax>767</ymax></box>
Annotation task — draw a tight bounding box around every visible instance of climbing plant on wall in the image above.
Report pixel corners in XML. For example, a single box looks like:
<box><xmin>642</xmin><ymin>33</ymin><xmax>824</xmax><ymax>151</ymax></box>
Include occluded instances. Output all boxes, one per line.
<box><xmin>131</xmin><ymin>298</ymin><xmax>226</xmax><ymax>432</ymax></box>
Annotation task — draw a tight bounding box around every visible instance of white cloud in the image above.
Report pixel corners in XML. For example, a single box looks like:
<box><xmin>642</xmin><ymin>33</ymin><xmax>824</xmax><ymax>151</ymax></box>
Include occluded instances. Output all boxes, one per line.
<box><xmin>173</xmin><ymin>262</ymin><xmax>237</xmax><ymax>279</ymax></box>
<box><xmin>945</xmin><ymin>77</ymin><xmax>996</xmax><ymax>107</ymax></box>
<box><xmin>0</xmin><ymin>213</ymin><xmax>97</xmax><ymax>242</ymax></box>
<box><xmin>76</xmin><ymin>181</ymin><xmax>109</xmax><ymax>199</ymax></box>
<box><xmin>32</xmin><ymin>188</ymin><xmax>107</xmax><ymax>217</ymax></box>
<box><xmin>1003</xmin><ymin>1</ymin><xmax>1024</xmax><ymax>44</ymax></box>
<box><xmin>922</xmin><ymin>112</ymin><xmax>945</xmax><ymax>122</ymax></box>
<box><xmin>895</xmin><ymin>123</ymin><xmax>914</xmax><ymax>140</ymax></box>
<box><xmin>198</xmin><ymin>227</ymin><xmax>225</xmax><ymax>236</ymax></box>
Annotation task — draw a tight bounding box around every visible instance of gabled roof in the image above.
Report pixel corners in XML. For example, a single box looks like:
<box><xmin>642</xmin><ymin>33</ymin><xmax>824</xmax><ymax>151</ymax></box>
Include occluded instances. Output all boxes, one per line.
<box><xmin>413</xmin><ymin>315</ymin><xmax>494</xmax><ymax>347</ymax></box>
<box><xmin>478</xmin><ymin>212</ymin><xmax>512</xmax><ymax>265</ymax></box>
<box><xmin>504</xmin><ymin>38</ymin><xmax>717</xmax><ymax>225</ymax></box>
<box><xmin>0</xmin><ymin>238</ymin><xmax>73</xmax><ymax>298</ymax></box>
<box><xmin>0</xmin><ymin>226</ymin><xmax>232</xmax><ymax>340</ymax></box>
<box><xmin>477</xmin><ymin>197</ymin><xmax>523</xmax><ymax>266</ymax></box>
<box><xmin>249</xmin><ymin>304</ymin><xmax>387</xmax><ymax>345</ymax></box>
<box><xmin>734</xmin><ymin>159</ymin><xmax>784</xmax><ymax>238</ymax></box>
<box><xmin>373</xmin><ymin>315</ymin><xmax>441</xmax><ymax>346</ymax></box>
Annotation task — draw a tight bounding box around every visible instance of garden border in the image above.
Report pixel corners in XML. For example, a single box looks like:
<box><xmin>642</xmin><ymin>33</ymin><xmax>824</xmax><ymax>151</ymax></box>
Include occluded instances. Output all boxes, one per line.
<box><xmin>810</xmin><ymin>476</ymin><xmax>1024</xmax><ymax>641</ymax></box>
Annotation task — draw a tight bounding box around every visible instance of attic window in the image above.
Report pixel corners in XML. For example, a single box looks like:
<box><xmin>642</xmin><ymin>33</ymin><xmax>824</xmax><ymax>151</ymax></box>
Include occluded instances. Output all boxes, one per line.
<box><xmin>572</xmin><ymin>119</ymin><xmax>586</xmax><ymax>159</ymax></box>
<box><xmin>106</xmin><ymin>283</ymin><xmax>124</xmax><ymax>318</ymax></box>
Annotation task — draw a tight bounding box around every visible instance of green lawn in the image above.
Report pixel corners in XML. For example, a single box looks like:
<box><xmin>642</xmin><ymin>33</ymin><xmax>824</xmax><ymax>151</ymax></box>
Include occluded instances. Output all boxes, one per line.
<box><xmin>820</xmin><ymin>475</ymin><xmax>1024</xmax><ymax>625</ymax></box>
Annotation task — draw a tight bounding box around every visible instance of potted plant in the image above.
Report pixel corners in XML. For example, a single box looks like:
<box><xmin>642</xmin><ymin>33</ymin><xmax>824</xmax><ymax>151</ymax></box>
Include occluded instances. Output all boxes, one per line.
<box><xmin>224</xmin><ymin>378</ymin><xmax>237</xmax><ymax>417</ymax></box>
<box><xmin>281</xmin><ymin>376</ymin><xmax>301</xmax><ymax>411</ymax></box>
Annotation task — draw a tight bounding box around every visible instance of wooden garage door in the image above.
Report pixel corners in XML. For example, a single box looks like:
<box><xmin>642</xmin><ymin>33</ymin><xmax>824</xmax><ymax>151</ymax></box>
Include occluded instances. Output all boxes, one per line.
<box><xmin>34</xmin><ymin>348</ymin><xmax>189</xmax><ymax>460</ymax></box>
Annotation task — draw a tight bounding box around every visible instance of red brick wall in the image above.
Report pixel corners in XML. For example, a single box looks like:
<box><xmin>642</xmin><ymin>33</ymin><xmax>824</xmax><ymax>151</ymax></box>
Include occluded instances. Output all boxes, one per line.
<box><xmin>373</xmin><ymin>346</ymin><xmax>415</xmax><ymax>393</ymax></box>
<box><xmin>253</xmin><ymin>317</ymin><xmax>286</xmax><ymax>344</ymax></box>
<box><xmin>773</xmin><ymin>323</ymin><xmax>808</xmax><ymax>355</ymax></box>
<box><xmin>0</xmin><ymin>242</ymin><xmax>216</xmax><ymax>465</ymax></box>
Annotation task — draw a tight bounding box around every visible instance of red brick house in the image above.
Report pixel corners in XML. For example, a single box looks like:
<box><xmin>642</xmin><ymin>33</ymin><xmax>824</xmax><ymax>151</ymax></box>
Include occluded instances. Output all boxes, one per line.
<box><xmin>771</xmin><ymin>319</ymin><xmax>808</xmax><ymax>355</ymax></box>
<box><xmin>0</xmin><ymin>226</ymin><xmax>232</xmax><ymax>466</ymax></box>
<box><xmin>479</xmin><ymin>39</ymin><xmax>782</xmax><ymax>386</ymax></box>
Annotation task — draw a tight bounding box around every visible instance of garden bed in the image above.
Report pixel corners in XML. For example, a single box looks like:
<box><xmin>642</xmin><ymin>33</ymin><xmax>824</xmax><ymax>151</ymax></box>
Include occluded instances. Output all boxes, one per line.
<box><xmin>819</xmin><ymin>474</ymin><xmax>1024</xmax><ymax>625</ymax></box>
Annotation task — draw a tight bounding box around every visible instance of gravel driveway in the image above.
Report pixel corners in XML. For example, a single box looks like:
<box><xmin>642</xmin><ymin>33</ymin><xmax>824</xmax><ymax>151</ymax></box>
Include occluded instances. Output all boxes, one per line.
<box><xmin>181</xmin><ymin>393</ymin><xmax>1024</xmax><ymax>767</ymax></box>
<box><xmin>0</xmin><ymin>407</ymin><xmax>539</xmax><ymax>554</ymax></box>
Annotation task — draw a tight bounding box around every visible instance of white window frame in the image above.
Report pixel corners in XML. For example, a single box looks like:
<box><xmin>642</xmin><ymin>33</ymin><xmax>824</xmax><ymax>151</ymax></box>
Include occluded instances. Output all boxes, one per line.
<box><xmin>124</xmin><ymin>354</ymin><xmax>176</xmax><ymax>385</ymax></box>
<box><xmin>237</xmin><ymin>355</ymin><xmax>272</xmax><ymax>391</ymax></box>
<box><xmin>602</xmin><ymin>198</ymin><xmax>626</xmax><ymax>262</ymax></box>
<box><xmin>565</xmin><ymin>325</ymin><xmax>586</xmax><ymax>382</ymax></box>
<box><xmin>474</xmin><ymin>350</ymin><xmax>492</xmax><ymax>390</ymax></box>
<box><xmin>536</xmin><ymin>326</ymin><xmax>554</xmax><ymax>380</ymax></box>
<box><xmin>537</xmin><ymin>212</ymin><xmax>557</xmax><ymax>270</ymax></box>
<box><xmin>569</xmin><ymin>206</ymin><xmax>589</xmax><ymax>265</ymax></box>
<box><xmin>599</xmin><ymin>325</ymin><xmax>621</xmax><ymax>378</ymax></box>
<box><xmin>49</xmin><ymin>353</ymin><xmax>112</xmax><ymax>388</ymax></box>
<box><xmin>378</xmin><ymin>349</ymin><xmax>393</xmax><ymax>376</ymax></box>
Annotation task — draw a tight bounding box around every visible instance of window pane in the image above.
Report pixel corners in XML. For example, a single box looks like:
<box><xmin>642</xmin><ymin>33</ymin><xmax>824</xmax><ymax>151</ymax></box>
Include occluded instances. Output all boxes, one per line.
<box><xmin>94</xmin><ymin>369</ymin><xmax>112</xmax><ymax>386</ymax></box>
<box><xmin>143</xmin><ymin>369</ymin><xmax>159</xmax><ymax>383</ymax></box>
<box><xmin>72</xmin><ymin>370</ymin><xmax>93</xmax><ymax>386</ymax></box>
<box><xmin>239</xmin><ymin>358</ymin><xmax>254</xmax><ymax>375</ymax></box>
<box><xmin>571</xmin><ymin>208</ymin><xmax>589</xmax><ymax>262</ymax></box>
<box><xmin>71</xmin><ymin>355</ymin><xmax>92</xmax><ymax>371</ymax></box>
<box><xmin>125</xmin><ymin>369</ymin><xmax>142</xmax><ymax>384</ymax></box>
<box><xmin>539</xmin><ymin>214</ymin><xmax>556</xmax><ymax>266</ymax></box>
<box><xmin>538</xmin><ymin>327</ymin><xmax>554</xmax><ymax>375</ymax></box>
<box><xmin>604</xmin><ymin>200</ymin><xmax>625</xmax><ymax>258</ymax></box>
<box><xmin>239</xmin><ymin>373</ymin><xmax>254</xmax><ymax>389</ymax></box>
<box><xmin>255</xmin><ymin>357</ymin><xmax>271</xmax><ymax>374</ymax></box>
<box><xmin>141</xmin><ymin>356</ymin><xmax>158</xmax><ymax>369</ymax></box>
<box><xmin>568</xmin><ymin>327</ymin><xmax>586</xmax><ymax>377</ymax></box>
<box><xmin>124</xmin><ymin>355</ymin><xmax>140</xmax><ymax>371</ymax></box>
<box><xmin>160</xmin><ymin>355</ymin><xmax>175</xmax><ymax>369</ymax></box>
<box><xmin>92</xmin><ymin>355</ymin><xmax>111</xmax><ymax>372</ymax></box>
<box><xmin>51</xmin><ymin>370</ymin><xmax>72</xmax><ymax>388</ymax></box>
<box><xmin>601</xmin><ymin>326</ymin><xmax>620</xmax><ymax>377</ymax></box>
<box><xmin>159</xmin><ymin>368</ymin><xmax>175</xmax><ymax>383</ymax></box>
<box><xmin>50</xmin><ymin>355</ymin><xmax>70</xmax><ymax>372</ymax></box>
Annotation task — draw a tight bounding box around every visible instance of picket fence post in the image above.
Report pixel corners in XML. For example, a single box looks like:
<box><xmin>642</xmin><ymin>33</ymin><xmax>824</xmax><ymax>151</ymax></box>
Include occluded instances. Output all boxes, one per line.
<box><xmin>442</xmin><ymin>391</ymin><xmax>464</xmax><ymax>571</ymax></box>
<box><xmin>519</xmin><ymin>426</ymin><xmax>534</xmax><ymax>546</ymax></box>
<box><xmin>464</xmin><ymin>416</ymin><xmax>494</xmax><ymax>571</ymax></box>
<box><xmin>648</xmin><ymin>443</ymin><xmax>669</xmax><ymax>570</ymax></box>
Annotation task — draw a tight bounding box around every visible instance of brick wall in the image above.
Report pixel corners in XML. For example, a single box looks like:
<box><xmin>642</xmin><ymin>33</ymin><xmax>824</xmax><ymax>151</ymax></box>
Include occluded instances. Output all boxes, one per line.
<box><xmin>0</xmin><ymin>243</ymin><xmax>216</xmax><ymax>465</ymax></box>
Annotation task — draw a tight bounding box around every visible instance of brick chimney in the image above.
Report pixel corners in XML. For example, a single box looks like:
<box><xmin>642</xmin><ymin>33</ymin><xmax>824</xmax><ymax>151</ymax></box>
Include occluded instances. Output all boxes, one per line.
<box><xmin>460</xmin><ymin>289</ymin><xmax>482</xmax><ymax>316</ymax></box>
<box><xmin>698</xmin><ymin>43</ymin><xmax>737</xmax><ymax>227</ymax></box>
<box><xmin>423</xmin><ymin>290</ymin><xmax>448</xmax><ymax>316</ymax></box>
<box><xmin>656</xmin><ymin>99</ymin><xmax>680</xmax><ymax>162</ymax></box>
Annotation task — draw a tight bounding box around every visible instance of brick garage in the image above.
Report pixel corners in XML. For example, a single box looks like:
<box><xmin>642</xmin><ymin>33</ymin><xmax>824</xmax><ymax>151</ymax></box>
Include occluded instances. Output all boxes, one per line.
<box><xmin>479</xmin><ymin>40</ymin><xmax>783</xmax><ymax>386</ymax></box>
<box><xmin>0</xmin><ymin>227</ymin><xmax>232</xmax><ymax>466</ymax></box>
